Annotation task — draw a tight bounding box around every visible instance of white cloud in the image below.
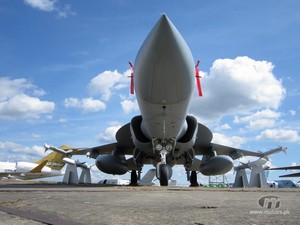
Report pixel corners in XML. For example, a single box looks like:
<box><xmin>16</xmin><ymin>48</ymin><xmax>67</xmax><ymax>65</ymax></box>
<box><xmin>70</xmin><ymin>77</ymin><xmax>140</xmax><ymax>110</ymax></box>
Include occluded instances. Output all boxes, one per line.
<box><xmin>121</xmin><ymin>99</ymin><xmax>139</xmax><ymax>114</ymax></box>
<box><xmin>24</xmin><ymin>0</ymin><xmax>56</xmax><ymax>12</ymax></box>
<box><xmin>0</xmin><ymin>77</ymin><xmax>55</xmax><ymax>120</ymax></box>
<box><xmin>0</xmin><ymin>141</ymin><xmax>45</xmax><ymax>162</ymax></box>
<box><xmin>215</xmin><ymin>123</ymin><xmax>231</xmax><ymax>131</ymax></box>
<box><xmin>234</xmin><ymin>109</ymin><xmax>281</xmax><ymax>130</ymax></box>
<box><xmin>58</xmin><ymin>118</ymin><xmax>67</xmax><ymax>123</ymax></box>
<box><xmin>87</xmin><ymin>70</ymin><xmax>129</xmax><ymax>101</ymax></box>
<box><xmin>56</xmin><ymin>4</ymin><xmax>76</xmax><ymax>18</ymax></box>
<box><xmin>256</xmin><ymin>129</ymin><xmax>300</xmax><ymax>142</ymax></box>
<box><xmin>289</xmin><ymin>110</ymin><xmax>296</xmax><ymax>116</ymax></box>
<box><xmin>0</xmin><ymin>77</ymin><xmax>34</xmax><ymax>101</ymax></box>
<box><xmin>64</xmin><ymin>97</ymin><xmax>106</xmax><ymax>112</ymax></box>
<box><xmin>190</xmin><ymin>56</ymin><xmax>286</xmax><ymax>122</ymax></box>
<box><xmin>212</xmin><ymin>133</ymin><xmax>246</xmax><ymax>148</ymax></box>
<box><xmin>64</xmin><ymin>69</ymin><xmax>131</xmax><ymax>113</ymax></box>
<box><xmin>96</xmin><ymin>125</ymin><xmax>122</xmax><ymax>142</ymax></box>
<box><xmin>24</xmin><ymin>0</ymin><xmax>76</xmax><ymax>18</ymax></box>
<box><xmin>31</xmin><ymin>133</ymin><xmax>41</xmax><ymax>139</ymax></box>
<box><xmin>0</xmin><ymin>94</ymin><xmax>55</xmax><ymax>120</ymax></box>
<box><xmin>291</xmin><ymin>162</ymin><xmax>297</xmax><ymax>167</ymax></box>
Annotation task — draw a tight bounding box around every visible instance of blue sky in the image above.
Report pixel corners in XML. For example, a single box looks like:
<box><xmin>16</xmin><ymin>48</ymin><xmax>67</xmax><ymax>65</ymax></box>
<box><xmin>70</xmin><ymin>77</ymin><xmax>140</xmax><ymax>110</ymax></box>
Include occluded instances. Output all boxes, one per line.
<box><xmin>0</xmin><ymin>0</ymin><xmax>299</xmax><ymax>185</ymax></box>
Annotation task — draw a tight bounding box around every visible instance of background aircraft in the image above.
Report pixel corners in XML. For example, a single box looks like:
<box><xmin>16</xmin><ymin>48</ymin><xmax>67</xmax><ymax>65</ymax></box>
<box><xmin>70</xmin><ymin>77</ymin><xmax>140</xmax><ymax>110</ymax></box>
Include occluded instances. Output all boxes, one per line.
<box><xmin>0</xmin><ymin>146</ymin><xmax>68</xmax><ymax>180</ymax></box>
<box><xmin>268</xmin><ymin>165</ymin><xmax>300</xmax><ymax>178</ymax></box>
<box><xmin>269</xmin><ymin>180</ymin><xmax>299</xmax><ymax>188</ymax></box>
<box><xmin>98</xmin><ymin>169</ymin><xmax>156</xmax><ymax>186</ymax></box>
<box><xmin>45</xmin><ymin>15</ymin><xmax>272</xmax><ymax>186</ymax></box>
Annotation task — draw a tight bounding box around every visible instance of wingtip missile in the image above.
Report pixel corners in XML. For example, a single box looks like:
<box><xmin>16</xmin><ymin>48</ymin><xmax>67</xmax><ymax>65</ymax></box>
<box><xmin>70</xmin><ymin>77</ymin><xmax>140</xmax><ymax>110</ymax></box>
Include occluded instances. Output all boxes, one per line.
<box><xmin>260</xmin><ymin>146</ymin><xmax>288</xmax><ymax>160</ymax></box>
<box><xmin>44</xmin><ymin>143</ymin><xmax>73</xmax><ymax>155</ymax></box>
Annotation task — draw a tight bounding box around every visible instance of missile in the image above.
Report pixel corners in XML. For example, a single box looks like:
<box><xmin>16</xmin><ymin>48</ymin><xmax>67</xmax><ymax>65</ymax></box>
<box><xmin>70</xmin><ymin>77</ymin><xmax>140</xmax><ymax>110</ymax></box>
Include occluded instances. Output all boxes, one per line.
<box><xmin>235</xmin><ymin>158</ymin><xmax>268</xmax><ymax>171</ymax></box>
<box><xmin>259</xmin><ymin>146</ymin><xmax>287</xmax><ymax>160</ymax></box>
<box><xmin>44</xmin><ymin>143</ymin><xmax>73</xmax><ymax>155</ymax></box>
<box><xmin>63</xmin><ymin>157</ymin><xmax>89</xmax><ymax>169</ymax></box>
<box><xmin>63</xmin><ymin>157</ymin><xmax>76</xmax><ymax>165</ymax></box>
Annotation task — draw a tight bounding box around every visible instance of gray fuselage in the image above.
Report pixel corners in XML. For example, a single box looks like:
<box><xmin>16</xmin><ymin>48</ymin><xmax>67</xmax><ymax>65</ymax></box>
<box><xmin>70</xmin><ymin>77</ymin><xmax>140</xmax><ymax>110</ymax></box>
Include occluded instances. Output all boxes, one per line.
<box><xmin>134</xmin><ymin>15</ymin><xmax>195</xmax><ymax>141</ymax></box>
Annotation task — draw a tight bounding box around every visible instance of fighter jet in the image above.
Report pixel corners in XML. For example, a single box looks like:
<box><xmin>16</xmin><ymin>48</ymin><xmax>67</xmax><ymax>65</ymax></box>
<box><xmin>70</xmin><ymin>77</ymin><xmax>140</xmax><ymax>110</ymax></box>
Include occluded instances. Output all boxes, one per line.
<box><xmin>46</xmin><ymin>14</ymin><xmax>272</xmax><ymax>186</ymax></box>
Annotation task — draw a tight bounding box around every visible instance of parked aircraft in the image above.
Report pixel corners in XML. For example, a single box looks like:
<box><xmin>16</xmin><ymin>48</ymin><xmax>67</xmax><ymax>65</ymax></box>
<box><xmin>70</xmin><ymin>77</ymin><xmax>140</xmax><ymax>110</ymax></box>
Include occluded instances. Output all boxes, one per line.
<box><xmin>98</xmin><ymin>179</ymin><xmax>130</xmax><ymax>186</ymax></box>
<box><xmin>98</xmin><ymin>169</ymin><xmax>156</xmax><ymax>186</ymax></box>
<box><xmin>269</xmin><ymin>180</ymin><xmax>299</xmax><ymax>188</ymax></box>
<box><xmin>45</xmin><ymin>14</ymin><xmax>277</xmax><ymax>186</ymax></box>
<box><xmin>268</xmin><ymin>165</ymin><xmax>300</xmax><ymax>177</ymax></box>
<box><xmin>0</xmin><ymin>146</ymin><xmax>68</xmax><ymax>180</ymax></box>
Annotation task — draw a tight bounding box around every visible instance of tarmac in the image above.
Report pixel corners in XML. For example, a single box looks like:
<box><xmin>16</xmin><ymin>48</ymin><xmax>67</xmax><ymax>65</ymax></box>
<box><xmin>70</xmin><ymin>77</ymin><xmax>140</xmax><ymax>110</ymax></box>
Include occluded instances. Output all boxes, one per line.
<box><xmin>0</xmin><ymin>181</ymin><xmax>299</xmax><ymax>225</ymax></box>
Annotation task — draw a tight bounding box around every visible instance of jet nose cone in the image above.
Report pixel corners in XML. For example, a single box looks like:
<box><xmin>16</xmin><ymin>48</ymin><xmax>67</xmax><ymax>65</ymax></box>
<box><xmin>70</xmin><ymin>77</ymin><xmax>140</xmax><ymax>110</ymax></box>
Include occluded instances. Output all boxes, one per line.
<box><xmin>156</xmin><ymin>13</ymin><xmax>171</xmax><ymax>29</ymax></box>
<box><xmin>134</xmin><ymin>14</ymin><xmax>195</xmax><ymax>104</ymax></box>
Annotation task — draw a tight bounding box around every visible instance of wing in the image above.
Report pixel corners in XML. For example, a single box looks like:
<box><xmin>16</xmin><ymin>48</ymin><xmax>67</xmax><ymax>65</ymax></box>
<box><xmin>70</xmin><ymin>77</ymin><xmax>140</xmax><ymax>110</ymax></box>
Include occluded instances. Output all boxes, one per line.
<box><xmin>279</xmin><ymin>172</ymin><xmax>300</xmax><ymax>177</ymax></box>
<box><xmin>89</xmin><ymin>123</ymin><xmax>135</xmax><ymax>158</ymax></box>
<box><xmin>57</xmin><ymin>123</ymin><xmax>135</xmax><ymax>158</ymax></box>
<box><xmin>193</xmin><ymin>123</ymin><xmax>263</xmax><ymax>159</ymax></box>
<box><xmin>268</xmin><ymin>165</ymin><xmax>300</xmax><ymax>170</ymax></box>
<box><xmin>87</xmin><ymin>143</ymin><xmax>134</xmax><ymax>158</ymax></box>
<box><xmin>0</xmin><ymin>172</ymin><xmax>23</xmax><ymax>179</ymax></box>
<box><xmin>211</xmin><ymin>143</ymin><xmax>264</xmax><ymax>159</ymax></box>
<box><xmin>268</xmin><ymin>165</ymin><xmax>300</xmax><ymax>178</ymax></box>
<box><xmin>194</xmin><ymin>143</ymin><xmax>264</xmax><ymax>159</ymax></box>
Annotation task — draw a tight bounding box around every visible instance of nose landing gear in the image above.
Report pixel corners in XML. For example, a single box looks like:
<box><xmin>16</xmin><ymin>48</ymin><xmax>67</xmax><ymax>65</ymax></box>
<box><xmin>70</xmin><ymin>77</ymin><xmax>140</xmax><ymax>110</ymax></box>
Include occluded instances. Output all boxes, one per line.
<box><xmin>156</xmin><ymin>163</ymin><xmax>172</xmax><ymax>186</ymax></box>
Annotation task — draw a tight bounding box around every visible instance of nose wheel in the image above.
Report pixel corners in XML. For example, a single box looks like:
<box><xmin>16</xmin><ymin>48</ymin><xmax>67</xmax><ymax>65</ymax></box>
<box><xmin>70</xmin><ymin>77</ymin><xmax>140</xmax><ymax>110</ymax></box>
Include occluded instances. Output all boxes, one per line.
<box><xmin>157</xmin><ymin>163</ymin><xmax>172</xmax><ymax>186</ymax></box>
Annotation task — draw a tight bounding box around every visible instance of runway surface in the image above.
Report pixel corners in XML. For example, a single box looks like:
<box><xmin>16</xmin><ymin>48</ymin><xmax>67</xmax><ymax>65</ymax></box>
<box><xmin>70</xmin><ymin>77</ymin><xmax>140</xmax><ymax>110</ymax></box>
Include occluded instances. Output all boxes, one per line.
<box><xmin>0</xmin><ymin>182</ymin><xmax>299</xmax><ymax>225</ymax></box>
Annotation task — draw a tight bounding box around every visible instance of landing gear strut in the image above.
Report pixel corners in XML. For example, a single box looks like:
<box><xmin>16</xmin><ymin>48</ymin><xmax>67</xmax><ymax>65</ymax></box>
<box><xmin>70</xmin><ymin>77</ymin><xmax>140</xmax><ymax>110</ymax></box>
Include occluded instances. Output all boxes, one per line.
<box><xmin>129</xmin><ymin>170</ymin><xmax>138</xmax><ymax>186</ymax></box>
<box><xmin>189</xmin><ymin>171</ymin><xmax>199</xmax><ymax>187</ymax></box>
<box><xmin>153</xmin><ymin>138</ymin><xmax>175</xmax><ymax>186</ymax></box>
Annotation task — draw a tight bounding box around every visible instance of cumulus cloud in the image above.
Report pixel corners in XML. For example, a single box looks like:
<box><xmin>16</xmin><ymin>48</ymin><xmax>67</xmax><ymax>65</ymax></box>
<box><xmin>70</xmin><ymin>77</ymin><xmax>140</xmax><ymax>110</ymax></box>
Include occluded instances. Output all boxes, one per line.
<box><xmin>212</xmin><ymin>133</ymin><xmax>246</xmax><ymax>148</ymax></box>
<box><xmin>289</xmin><ymin>110</ymin><xmax>296</xmax><ymax>116</ymax></box>
<box><xmin>87</xmin><ymin>70</ymin><xmax>130</xmax><ymax>101</ymax></box>
<box><xmin>190</xmin><ymin>56</ymin><xmax>286</xmax><ymax>122</ymax></box>
<box><xmin>0</xmin><ymin>77</ymin><xmax>55</xmax><ymax>120</ymax></box>
<box><xmin>56</xmin><ymin>4</ymin><xmax>76</xmax><ymax>18</ymax></box>
<box><xmin>234</xmin><ymin>109</ymin><xmax>281</xmax><ymax>130</ymax></box>
<box><xmin>0</xmin><ymin>141</ymin><xmax>45</xmax><ymax>162</ymax></box>
<box><xmin>24</xmin><ymin>0</ymin><xmax>56</xmax><ymax>12</ymax></box>
<box><xmin>96</xmin><ymin>125</ymin><xmax>122</xmax><ymax>142</ymax></box>
<box><xmin>64</xmin><ymin>97</ymin><xmax>106</xmax><ymax>112</ymax></box>
<box><xmin>58</xmin><ymin>118</ymin><xmax>67</xmax><ymax>123</ymax></box>
<box><xmin>0</xmin><ymin>77</ymin><xmax>33</xmax><ymax>101</ymax></box>
<box><xmin>31</xmin><ymin>133</ymin><xmax>41</xmax><ymax>139</ymax></box>
<box><xmin>24</xmin><ymin>0</ymin><xmax>76</xmax><ymax>18</ymax></box>
<box><xmin>121</xmin><ymin>99</ymin><xmax>139</xmax><ymax>114</ymax></box>
<box><xmin>256</xmin><ymin>129</ymin><xmax>300</xmax><ymax>142</ymax></box>
<box><xmin>64</xmin><ymin>70</ymin><xmax>131</xmax><ymax>113</ymax></box>
<box><xmin>215</xmin><ymin>123</ymin><xmax>231</xmax><ymax>131</ymax></box>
